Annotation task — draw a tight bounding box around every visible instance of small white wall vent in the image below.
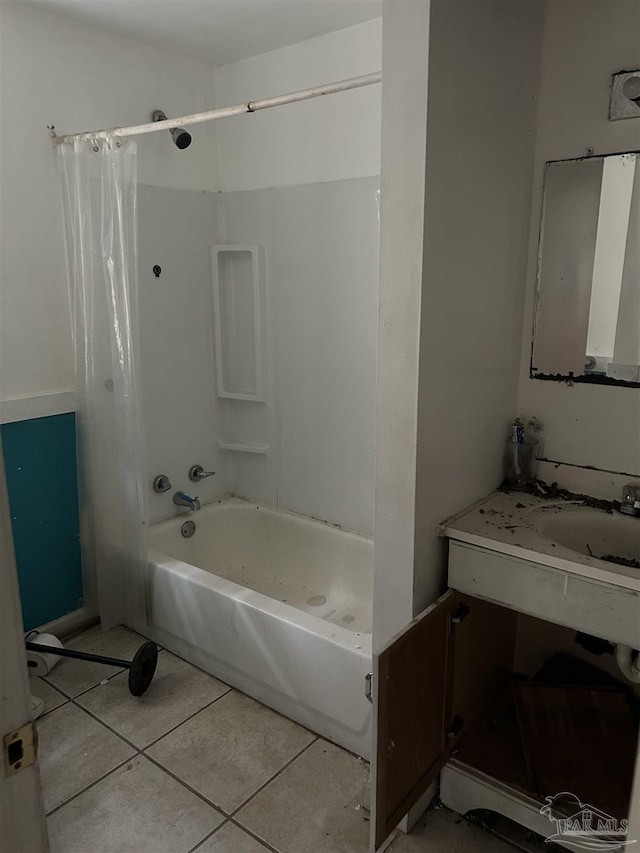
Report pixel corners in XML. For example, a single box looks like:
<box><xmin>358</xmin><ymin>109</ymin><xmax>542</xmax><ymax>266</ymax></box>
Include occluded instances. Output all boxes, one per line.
<box><xmin>609</xmin><ymin>70</ymin><xmax>640</xmax><ymax>121</ymax></box>
<box><xmin>211</xmin><ymin>245</ymin><xmax>265</xmax><ymax>401</ymax></box>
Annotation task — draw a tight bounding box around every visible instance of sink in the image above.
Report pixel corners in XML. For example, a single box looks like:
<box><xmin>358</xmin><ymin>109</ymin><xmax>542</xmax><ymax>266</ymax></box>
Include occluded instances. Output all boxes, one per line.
<box><xmin>531</xmin><ymin>506</ymin><xmax>640</xmax><ymax>567</ymax></box>
<box><xmin>446</xmin><ymin>491</ymin><xmax>640</xmax><ymax>649</ymax></box>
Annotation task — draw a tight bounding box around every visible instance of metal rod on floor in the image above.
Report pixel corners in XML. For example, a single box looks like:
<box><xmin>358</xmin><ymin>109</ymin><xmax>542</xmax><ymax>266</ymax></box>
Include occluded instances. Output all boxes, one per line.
<box><xmin>26</xmin><ymin>640</ymin><xmax>159</xmax><ymax>696</ymax></box>
<box><xmin>52</xmin><ymin>71</ymin><xmax>382</xmax><ymax>145</ymax></box>
<box><xmin>25</xmin><ymin>642</ymin><xmax>130</xmax><ymax>668</ymax></box>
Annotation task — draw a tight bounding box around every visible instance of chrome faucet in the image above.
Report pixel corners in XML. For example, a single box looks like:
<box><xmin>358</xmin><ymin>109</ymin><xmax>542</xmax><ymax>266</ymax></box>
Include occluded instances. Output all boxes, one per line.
<box><xmin>620</xmin><ymin>484</ymin><xmax>640</xmax><ymax>517</ymax></box>
<box><xmin>173</xmin><ymin>491</ymin><xmax>200</xmax><ymax>511</ymax></box>
<box><xmin>189</xmin><ymin>465</ymin><xmax>216</xmax><ymax>482</ymax></box>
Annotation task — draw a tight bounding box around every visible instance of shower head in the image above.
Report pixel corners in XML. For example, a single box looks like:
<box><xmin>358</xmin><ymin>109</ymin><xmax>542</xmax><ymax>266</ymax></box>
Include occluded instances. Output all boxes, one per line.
<box><xmin>152</xmin><ymin>109</ymin><xmax>192</xmax><ymax>149</ymax></box>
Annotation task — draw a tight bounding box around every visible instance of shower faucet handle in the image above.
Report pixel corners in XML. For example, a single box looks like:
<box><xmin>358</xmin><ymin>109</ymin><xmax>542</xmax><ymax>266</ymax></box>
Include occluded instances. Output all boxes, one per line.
<box><xmin>189</xmin><ymin>465</ymin><xmax>216</xmax><ymax>482</ymax></box>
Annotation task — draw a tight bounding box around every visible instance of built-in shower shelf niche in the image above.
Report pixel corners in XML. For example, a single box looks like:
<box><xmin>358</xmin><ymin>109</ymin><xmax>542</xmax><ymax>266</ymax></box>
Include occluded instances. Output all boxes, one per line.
<box><xmin>218</xmin><ymin>440</ymin><xmax>270</xmax><ymax>455</ymax></box>
<box><xmin>211</xmin><ymin>244</ymin><xmax>266</xmax><ymax>401</ymax></box>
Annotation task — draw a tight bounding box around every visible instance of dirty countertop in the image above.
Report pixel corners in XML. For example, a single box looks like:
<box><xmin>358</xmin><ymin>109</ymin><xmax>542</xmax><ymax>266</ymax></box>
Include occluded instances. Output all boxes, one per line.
<box><xmin>443</xmin><ymin>491</ymin><xmax>640</xmax><ymax>593</ymax></box>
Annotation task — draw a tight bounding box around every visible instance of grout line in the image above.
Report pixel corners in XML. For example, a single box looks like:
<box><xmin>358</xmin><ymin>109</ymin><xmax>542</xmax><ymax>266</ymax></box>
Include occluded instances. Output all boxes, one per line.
<box><xmin>42</xmin><ymin>653</ymin><xmax>233</xmax><ymax>754</ymax></box>
<box><xmin>145</xmin><ymin>732</ymin><xmax>319</xmax><ymax>832</ymax></box>
<box><xmin>143</xmin><ymin>752</ymin><xmax>232</xmax><ymax>818</ymax></box>
<box><xmin>70</xmin><ymin>685</ymin><xmax>229</xmax><ymax>755</ymax></box>
<box><xmin>35</xmin><ymin>699</ymin><xmax>69</xmax><ymax>721</ymax></box>
<box><xmin>185</xmin><ymin>820</ymin><xmax>229</xmax><ymax>853</ymax></box>
<box><xmin>68</xmin><ymin>698</ymin><xmax>144</xmax><ymax>753</ymax></box>
<box><xmin>229</xmin><ymin>736</ymin><xmax>319</xmax><ymax>820</ymax></box>
<box><xmin>43</xmin><ymin>665</ymin><xmax>129</xmax><ymax>701</ymax></box>
<box><xmin>227</xmin><ymin>818</ymin><xmax>282</xmax><ymax>853</ymax></box>
<box><xmin>45</xmin><ymin>753</ymin><xmax>141</xmax><ymax>818</ymax></box>
<box><xmin>141</xmin><ymin>686</ymin><xmax>233</xmax><ymax>751</ymax></box>
<box><xmin>186</xmin><ymin>818</ymin><xmax>280</xmax><ymax>853</ymax></box>
<box><xmin>31</xmin><ymin>679</ymin><xmax>70</xmax><ymax>720</ymax></box>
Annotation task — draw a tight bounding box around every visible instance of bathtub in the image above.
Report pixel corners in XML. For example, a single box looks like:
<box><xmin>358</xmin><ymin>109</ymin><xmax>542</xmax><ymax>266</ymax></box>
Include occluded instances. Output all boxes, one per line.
<box><xmin>147</xmin><ymin>498</ymin><xmax>373</xmax><ymax>758</ymax></box>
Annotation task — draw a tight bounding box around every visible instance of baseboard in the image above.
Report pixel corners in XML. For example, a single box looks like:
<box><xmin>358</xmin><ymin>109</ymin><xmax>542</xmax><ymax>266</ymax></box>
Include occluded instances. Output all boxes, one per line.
<box><xmin>32</xmin><ymin>607</ymin><xmax>98</xmax><ymax>640</ymax></box>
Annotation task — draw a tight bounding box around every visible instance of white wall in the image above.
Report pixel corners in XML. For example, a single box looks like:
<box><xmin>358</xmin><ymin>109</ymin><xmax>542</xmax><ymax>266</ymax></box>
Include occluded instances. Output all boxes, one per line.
<box><xmin>373</xmin><ymin>0</ymin><xmax>543</xmax><ymax>648</ymax></box>
<box><xmin>0</xmin><ymin>4</ymin><xmax>382</xmax><ymax>536</ymax></box>
<box><xmin>0</xmin><ymin>2</ymin><xmax>218</xmax><ymax>409</ymax></box>
<box><xmin>137</xmin><ymin>186</ymin><xmax>228</xmax><ymax>522</ymax></box>
<box><xmin>213</xmin><ymin>19</ymin><xmax>382</xmax><ymax>192</ymax></box>
<box><xmin>413</xmin><ymin>0</ymin><xmax>544</xmax><ymax>613</ymax></box>
<box><xmin>209</xmin><ymin>21</ymin><xmax>382</xmax><ymax>533</ymax></box>
<box><xmin>219</xmin><ymin>177</ymin><xmax>379</xmax><ymax>534</ymax></box>
<box><xmin>373</xmin><ymin>0</ymin><xmax>431</xmax><ymax>649</ymax></box>
<box><xmin>518</xmin><ymin>0</ymin><xmax>640</xmax><ymax>499</ymax></box>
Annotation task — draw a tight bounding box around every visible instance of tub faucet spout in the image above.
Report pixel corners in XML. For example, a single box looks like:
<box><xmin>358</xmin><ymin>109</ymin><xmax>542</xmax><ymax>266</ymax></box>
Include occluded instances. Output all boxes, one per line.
<box><xmin>173</xmin><ymin>491</ymin><xmax>200</xmax><ymax>511</ymax></box>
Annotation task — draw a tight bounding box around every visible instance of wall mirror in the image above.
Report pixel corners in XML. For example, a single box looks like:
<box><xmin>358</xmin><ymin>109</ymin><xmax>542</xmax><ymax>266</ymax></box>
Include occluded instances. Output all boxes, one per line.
<box><xmin>531</xmin><ymin>152</ymin><xmax>640</xmax><ymax>386</ymax></box>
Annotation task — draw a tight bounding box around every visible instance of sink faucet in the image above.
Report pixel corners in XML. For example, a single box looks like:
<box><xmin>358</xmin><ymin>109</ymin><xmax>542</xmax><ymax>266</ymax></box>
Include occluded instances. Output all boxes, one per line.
<box><xmin>620</xmin><ymin>484</ymin><xmax>640</xmax><ymax>517</ymax></box>
<box><xmin>173</xmin><ymin>491</ymin><xmax>200</xmax><ymax>511</ymax></box>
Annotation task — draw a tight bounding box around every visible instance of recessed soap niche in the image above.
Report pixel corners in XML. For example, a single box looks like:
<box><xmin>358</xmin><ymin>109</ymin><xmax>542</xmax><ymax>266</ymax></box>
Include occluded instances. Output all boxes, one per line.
<box><xmin>211</xmin><ymin>244</ymin><xmax>266</xmax><ymax>402</ymax></box>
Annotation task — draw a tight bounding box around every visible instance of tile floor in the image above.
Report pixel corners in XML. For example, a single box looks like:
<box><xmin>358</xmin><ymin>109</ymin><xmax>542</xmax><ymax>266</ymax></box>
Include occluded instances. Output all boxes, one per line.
<box><xmin>34</xmin><ymin>625</ymin><xmax>516</xmax><ymax>853</ymax></box>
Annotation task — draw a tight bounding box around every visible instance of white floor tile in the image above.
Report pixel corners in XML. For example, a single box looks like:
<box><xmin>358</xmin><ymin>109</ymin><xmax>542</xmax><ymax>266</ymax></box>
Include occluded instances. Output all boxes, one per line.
<box><xmin>147</xmin><ymin>690</ymin><xmax>315</xmax><ymax>813</ymax></box>
<box><xmin>47</xmin><ymin>755</ymin><xmax>224</xmax><ymax>853</ymax></box>
<box><xmin>37</xmin><ymin>702</ymin><xmax>135</xmax><ymax>813</ymax></box>
<box><xmin>44</xmin><ymin>625</ymin><xmax>147</xmax><ymax>698</ymax></box>
<box><xmin>30</xmin><ymin>676</ymin><xmax>67</xmax><ymax>716</ymax></box>
<box><xmin>40</xmin><ymin>626</ymin><xmax>508</xmax><ymax>853</ymax></box>
<box><xmin>193</xmin><ymin>822</ymin><xmax>272</xmax><ymax>853</ymax></box>
<box><xmin>76</xmin><ymin>650</ymin><xmax>230</xmax><ymax>748</ymax></box>
<box><xmin>387</xmin><ymin>807</ymin><xmax>516</xmax><ymax>852</ymax></box>
<box><xmin>236</xmin><ymin>739</ymin><xmax>370</xmax><ymax>853</ymax></box>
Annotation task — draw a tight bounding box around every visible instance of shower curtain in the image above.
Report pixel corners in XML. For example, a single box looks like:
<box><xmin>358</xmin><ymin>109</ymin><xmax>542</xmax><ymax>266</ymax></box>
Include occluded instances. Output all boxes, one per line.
<box><xmin>58</xmin><ymin>137</ymin><xmax>147</xmax><ymax>630</ymax></box>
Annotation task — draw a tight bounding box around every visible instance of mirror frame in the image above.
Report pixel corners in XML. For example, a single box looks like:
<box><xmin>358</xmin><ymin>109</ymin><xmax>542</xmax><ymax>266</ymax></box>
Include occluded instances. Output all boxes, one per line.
<box><xmin>530</xmin><ymin>149</ymin><xmax>640</xmax><ymax>389</ymax></box>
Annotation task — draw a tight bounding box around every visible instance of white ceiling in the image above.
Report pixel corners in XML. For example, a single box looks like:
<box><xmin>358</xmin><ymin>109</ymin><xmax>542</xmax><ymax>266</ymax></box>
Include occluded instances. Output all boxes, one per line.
<box><xmin>16</xmin><ymin>0</ymin><xmax>382</xmax><ymax>66</ymax></box>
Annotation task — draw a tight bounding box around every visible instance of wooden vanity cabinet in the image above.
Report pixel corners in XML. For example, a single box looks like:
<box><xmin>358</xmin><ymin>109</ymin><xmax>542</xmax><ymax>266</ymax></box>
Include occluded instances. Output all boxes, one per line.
<box><xmin>373</xmin><ymin>590</ymin><xmax>638</xmax><ymax>850</ymax></box>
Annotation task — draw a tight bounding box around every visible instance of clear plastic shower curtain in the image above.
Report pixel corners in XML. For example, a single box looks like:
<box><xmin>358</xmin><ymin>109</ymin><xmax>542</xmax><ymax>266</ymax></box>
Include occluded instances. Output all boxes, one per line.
<box><xmin>58</xmin><ymin>137</ymin><xmax>148</xmax><ymax>631</ymax></box>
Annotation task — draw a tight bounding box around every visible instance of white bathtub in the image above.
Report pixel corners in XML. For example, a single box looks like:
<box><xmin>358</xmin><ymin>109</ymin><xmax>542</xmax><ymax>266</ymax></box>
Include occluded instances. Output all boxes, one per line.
<box><xmin>147</xmin><ymin>498</ymin><xmax>373</xmax><ymax>758</ymax></box>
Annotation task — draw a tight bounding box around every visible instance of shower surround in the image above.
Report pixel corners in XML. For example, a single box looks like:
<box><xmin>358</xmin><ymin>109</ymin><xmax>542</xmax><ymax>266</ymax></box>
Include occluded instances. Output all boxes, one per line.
<box><xmin>138</xmin><ymin>178</ymin><xmax>379</xmax><ymax>534</ymax></box>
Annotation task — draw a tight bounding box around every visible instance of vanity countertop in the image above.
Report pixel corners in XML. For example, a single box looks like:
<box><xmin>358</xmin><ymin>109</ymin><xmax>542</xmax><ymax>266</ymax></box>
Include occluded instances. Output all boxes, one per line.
<box><xmin>444</xmin><ymin>491</ymin><xmax>640</xmax><ymax>593</ymax></box>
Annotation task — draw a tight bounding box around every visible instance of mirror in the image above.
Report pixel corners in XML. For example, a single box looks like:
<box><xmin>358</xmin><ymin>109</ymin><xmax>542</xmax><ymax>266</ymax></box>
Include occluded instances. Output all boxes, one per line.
<box><xmin>531</xmin><ymin>152</ymin><xmax>640</xmax><ymax>385</ymax></box>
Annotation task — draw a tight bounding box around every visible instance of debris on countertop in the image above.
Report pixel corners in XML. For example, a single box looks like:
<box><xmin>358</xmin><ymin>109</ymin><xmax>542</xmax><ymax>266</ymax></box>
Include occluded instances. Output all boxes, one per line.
<box><xmin>499</xmin><ymin>478</ymin><xmax>621</xmax><ymax>513</ymax></box>
<box><xmin>444</xmin><ymin>487</ymin><xmax>640</xmax><ymax>591</ymax></box>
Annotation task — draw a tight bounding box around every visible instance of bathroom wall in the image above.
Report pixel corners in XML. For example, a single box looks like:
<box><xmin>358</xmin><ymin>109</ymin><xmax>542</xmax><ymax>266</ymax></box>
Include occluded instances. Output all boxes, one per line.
<box><xmin>0</xmin><ymin>4</ymin><xmax>381</xmax><ymax>630</ymax></box>
<box><xmin>0</xmin><ymin>2</ymin><xmax>218</xmax><ymax>626</ymax></box>
<box><xmin>411</xmin><ymin>0</ymin><xmax>544</xmax><ymax>614</ymax></box>
<box><xmin>0</xmin><ymin>2</ymin><xmax>218</xmax><ymax>410</ymax></box>
<box><xmin>373</xmin><ymin>0</ymin><xmax>431</xmax><ymax>648</ymax></box>
<box><xmin>218</xmin><ymin>178</ymin><xmax>379</xmax><ymax>534</ymax></box>
<box><xmin>137</xmin><ymin>186</ymin><xmax>229</xmax><ymax>522</ymax></box>
<box><xmin>212</xmin><ymin>21</ymin><xmax>382</xmax><ymax>534</ymax></box>
<box><xmin>213</xmin><ymin>19</ymin><xmax>381</xmax><ymax>192</ymax></box>
<box><xmin>518</xmin><ymin>0</ymin><xmax>640</xmax><ymax>500</ymax></box>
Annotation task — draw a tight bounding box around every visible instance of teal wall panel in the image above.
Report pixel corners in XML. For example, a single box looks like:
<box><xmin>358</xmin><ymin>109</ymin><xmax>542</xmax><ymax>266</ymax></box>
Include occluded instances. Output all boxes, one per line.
<box><xmin>1</xmin><ymin>413</ymin><xmax>83</xmax><ymax>630</ymax></box>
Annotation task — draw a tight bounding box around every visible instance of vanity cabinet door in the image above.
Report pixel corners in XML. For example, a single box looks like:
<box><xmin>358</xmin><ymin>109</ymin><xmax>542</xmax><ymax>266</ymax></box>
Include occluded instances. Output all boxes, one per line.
<box><xmin>373</xmin><ymin>591</ymin><xmax>517</xmax><ymax>850</ymax></box>
<box><xmin>373</xmin><ymin>590</ymin><xmax>459</xmax><ymax>849</ymax></box>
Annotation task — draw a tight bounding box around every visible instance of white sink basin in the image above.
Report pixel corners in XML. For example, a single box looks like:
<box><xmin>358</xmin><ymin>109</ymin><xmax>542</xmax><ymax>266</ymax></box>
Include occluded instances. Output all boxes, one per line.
<box><xmin>531</xmin><ymin>506</ymin><xmax>640</xmax><ymax>567</ymax></box>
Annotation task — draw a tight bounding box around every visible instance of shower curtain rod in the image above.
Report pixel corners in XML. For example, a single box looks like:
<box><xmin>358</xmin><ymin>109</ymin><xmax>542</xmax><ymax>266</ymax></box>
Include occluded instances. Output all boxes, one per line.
<box><xmin>52</xmin><ymin>71</ymin><xmax>382</xmax><ymax>145</ymax></box>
